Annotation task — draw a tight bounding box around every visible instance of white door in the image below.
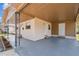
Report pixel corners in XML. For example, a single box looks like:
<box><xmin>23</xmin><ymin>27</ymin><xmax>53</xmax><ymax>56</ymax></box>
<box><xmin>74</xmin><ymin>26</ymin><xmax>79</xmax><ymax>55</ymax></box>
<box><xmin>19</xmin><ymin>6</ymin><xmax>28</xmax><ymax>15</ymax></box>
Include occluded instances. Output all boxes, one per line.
<box><xmin>59</xmin><ymin>23</ymin><xmax>65</xmax><ymax>36</ymax></box>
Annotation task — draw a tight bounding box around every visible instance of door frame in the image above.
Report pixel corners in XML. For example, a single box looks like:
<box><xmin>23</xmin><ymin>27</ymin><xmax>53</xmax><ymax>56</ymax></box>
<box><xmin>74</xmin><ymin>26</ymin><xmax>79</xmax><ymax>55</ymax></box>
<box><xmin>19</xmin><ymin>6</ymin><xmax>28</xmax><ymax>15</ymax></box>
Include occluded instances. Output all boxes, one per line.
<box><xmin>58</xmin><ymin>23</ymin><xmax>65</xmax><ymax>36</ymax></box>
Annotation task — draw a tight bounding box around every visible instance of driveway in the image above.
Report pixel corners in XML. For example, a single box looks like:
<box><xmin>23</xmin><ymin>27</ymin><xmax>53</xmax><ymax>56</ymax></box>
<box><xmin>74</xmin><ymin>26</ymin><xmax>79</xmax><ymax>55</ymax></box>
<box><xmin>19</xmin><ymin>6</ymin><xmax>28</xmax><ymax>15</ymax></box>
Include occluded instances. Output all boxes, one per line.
<box><xmin>15</xmin><ymin>37</ymin><xmax>79</xmax><ymax>56</ymax></box>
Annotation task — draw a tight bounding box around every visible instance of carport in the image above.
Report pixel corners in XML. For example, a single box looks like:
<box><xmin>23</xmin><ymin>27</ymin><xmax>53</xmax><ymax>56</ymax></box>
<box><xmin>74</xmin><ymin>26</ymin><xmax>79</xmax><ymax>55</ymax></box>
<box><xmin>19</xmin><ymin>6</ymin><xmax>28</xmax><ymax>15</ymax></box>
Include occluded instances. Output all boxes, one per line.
<box><xmin>15</xmin><ymin>3</ymin><xmax>78</xmax><ymax>44</ymax></box>
<box><xmin>18</xmin><ymin>4</ymin><xmax>77</xmax><ymax>36</ymax></box>
<box><xmin>7</xmin><ymin>3</ymin><xmax>79</xmax><ymax>55</ymax></box>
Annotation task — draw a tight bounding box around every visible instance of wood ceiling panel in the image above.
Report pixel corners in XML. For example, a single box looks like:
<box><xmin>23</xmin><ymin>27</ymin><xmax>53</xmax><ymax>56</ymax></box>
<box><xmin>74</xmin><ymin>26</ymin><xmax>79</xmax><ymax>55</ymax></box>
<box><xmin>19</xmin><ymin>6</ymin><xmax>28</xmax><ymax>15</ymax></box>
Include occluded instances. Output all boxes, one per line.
<box><xmin>21</xmin><ymin>3</ymin><xmax>79</xmax><ymax>22</ymax></box>
<box><xmin>20</xmin><ymin>12</ymin><xmax>33</xmax><ymax>23</ymax></box>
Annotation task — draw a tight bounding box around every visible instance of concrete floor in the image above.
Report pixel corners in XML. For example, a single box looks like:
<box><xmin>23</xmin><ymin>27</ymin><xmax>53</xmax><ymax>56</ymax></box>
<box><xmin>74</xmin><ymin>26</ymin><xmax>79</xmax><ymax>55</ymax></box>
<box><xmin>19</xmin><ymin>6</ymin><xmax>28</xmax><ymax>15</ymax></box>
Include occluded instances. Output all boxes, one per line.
<box><xmin>15</xmin><ymin>37</ymin><xmax>79</xmax><ymax>56</ymax></box>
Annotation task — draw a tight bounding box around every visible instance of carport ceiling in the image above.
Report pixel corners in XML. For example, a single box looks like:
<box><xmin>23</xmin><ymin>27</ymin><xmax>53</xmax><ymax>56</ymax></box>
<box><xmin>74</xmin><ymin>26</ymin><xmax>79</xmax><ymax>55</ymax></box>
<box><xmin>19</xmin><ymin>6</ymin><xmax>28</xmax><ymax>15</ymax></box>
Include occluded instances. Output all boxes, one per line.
<box><xmin>21</xmin><ymin>3</ymin><xmax>79</xmax><ymax>22</ymax></box>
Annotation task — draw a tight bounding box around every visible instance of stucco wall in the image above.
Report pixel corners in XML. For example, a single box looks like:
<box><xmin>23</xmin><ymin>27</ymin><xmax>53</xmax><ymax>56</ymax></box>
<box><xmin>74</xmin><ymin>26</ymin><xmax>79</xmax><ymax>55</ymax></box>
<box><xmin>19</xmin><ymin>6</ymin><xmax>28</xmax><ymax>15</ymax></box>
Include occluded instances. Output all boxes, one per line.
<box><xmin>20</xmin><ymin>19</ymin><xmax>35</xmax><ymax>40</ymax></box>
<box><xmin>34</xmin><ymin>18</ymin><xmax>52</xmax><ymax>40</ymax></box>
<box><xmin>20</xmin><ymin>17</ymin><xmax>52</xmax><ymax>41</ymax></box>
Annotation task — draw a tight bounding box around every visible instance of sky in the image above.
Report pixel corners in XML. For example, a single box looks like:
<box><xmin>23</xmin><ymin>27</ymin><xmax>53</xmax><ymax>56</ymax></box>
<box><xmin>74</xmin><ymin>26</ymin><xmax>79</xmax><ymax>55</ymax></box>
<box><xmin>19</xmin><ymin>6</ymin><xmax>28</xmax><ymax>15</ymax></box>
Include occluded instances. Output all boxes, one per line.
<box><xmin>0</xmin><ymin>3</ymin><xmax>4</xmax><ymax>23</ymax></box>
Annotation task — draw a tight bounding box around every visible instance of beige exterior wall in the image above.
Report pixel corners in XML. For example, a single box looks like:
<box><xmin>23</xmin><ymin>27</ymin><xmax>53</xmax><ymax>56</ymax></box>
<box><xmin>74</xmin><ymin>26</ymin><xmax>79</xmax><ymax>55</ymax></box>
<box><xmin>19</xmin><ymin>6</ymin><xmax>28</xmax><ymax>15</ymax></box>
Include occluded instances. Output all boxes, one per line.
<box><xmin>51</xmin><ymin>21</ymin><xmax>75</xmax><ymax>36</ymax></box>
<box><xmin>52</xmin><ymin>22</ymin><xmax>58</xmax><ymax>35</ymax></box>
<box><xmin>65</xmin><ymin>22</ymin><xmax>75</xmax><ymax>36</ymax></box>
<box><xmin>34</xmin><ymin>17</ymin><xmax>52</xmax><ymax>40</ymax></box>
<box><xmin>20</xmin><ymin>17</ymin><xmax>52</xmax><ymax>41</ymax></box>
<box><xmin>20</xmin><ymin>19</ymin><xmax>35</xmax><ymax>41</ymax></box>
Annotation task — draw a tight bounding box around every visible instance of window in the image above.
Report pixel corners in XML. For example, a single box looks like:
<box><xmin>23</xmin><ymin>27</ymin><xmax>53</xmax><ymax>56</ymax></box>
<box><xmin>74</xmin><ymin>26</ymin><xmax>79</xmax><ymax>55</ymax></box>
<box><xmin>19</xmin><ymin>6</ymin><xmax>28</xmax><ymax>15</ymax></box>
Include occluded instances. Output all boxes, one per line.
<box><xmin>26</xmin><ymin>25</ymin><xmax>31</xmax><ymax>29</ymax></box>
<box><xmin>17</xmin><ymin>27</ymin><xmax>18</xmax><ymax>29</ymax></box>
<box><xmin>48</xmin><ymin>24</ymin><xmax>50</xmax><ymax>30</ymax></box>
<box><xmin>22</xmin><ymin>27</ymin><xmax>24</xmax><ymax>30</ymax></box>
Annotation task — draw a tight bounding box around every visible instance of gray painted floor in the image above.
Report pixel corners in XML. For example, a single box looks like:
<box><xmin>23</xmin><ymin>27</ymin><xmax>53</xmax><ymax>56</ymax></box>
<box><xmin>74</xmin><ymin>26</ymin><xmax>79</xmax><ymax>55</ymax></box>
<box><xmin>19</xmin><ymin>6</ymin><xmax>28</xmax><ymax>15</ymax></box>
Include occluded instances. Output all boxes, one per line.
<box><xmin>15</xmin><ymin>37</ymin><xmax>79</xmax><ymax>56</ymax></box>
